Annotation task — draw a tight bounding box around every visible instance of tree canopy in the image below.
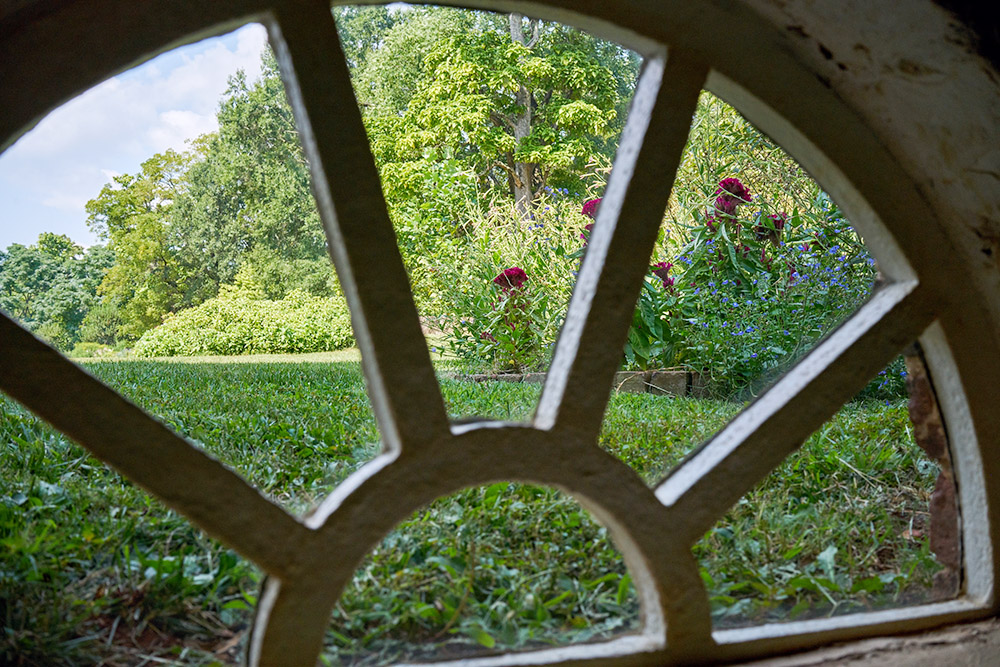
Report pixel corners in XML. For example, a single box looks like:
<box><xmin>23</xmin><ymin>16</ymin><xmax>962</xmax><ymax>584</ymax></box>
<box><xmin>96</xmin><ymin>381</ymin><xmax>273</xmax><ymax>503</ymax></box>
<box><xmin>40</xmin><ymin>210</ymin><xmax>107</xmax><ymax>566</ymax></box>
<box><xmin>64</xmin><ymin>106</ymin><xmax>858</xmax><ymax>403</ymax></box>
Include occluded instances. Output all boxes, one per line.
<box><xmin>362</xmin><ymin>9</ymin><xmax>639</xmax><ymax>215</ymax></box>
<box><xmin>0</xmin><ymin>233</ymin><xmax>111</xmax><ymax>349</ymax></box>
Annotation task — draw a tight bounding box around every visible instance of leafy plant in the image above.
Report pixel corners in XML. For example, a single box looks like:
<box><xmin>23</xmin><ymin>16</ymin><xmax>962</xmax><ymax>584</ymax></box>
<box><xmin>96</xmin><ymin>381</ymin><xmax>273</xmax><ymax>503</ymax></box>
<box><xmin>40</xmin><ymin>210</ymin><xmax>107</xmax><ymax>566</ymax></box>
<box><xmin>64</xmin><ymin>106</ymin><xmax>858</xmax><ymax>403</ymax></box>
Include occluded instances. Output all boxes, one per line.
<box><xmin>437</xmin><ymin>197</ymin><xmax>584</xmax><ymax>372</ymax></box>
<box><xmin>133</xmin><ymin>289</ymin><xmax>354</xmax><ymax>357</ymax></box>
<box><xmin>611</xmin><ymin>173</ymin><xmax>876</xmax><ymax>395</ymax></box>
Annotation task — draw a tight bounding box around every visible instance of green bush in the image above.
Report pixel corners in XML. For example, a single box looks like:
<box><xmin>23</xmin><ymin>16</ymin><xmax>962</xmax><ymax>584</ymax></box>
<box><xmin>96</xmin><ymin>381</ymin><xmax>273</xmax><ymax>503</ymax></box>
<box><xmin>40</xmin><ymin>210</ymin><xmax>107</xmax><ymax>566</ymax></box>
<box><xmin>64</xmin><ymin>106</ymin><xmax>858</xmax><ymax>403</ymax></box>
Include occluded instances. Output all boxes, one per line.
<box><xmin>33</xmin><ymin>321</ymin><xmax>74</xmax><ymax>352</ymax></box>
<box><xmin>78</xmin><ymin>301</ymin><xmax>123</xmax><ymax>346</ymax></box>
<box><xmin>133</xmin><ymin>289</ymin><xmax>354</xmax><ymax>357</ymax></box>
<box><xmin>659</xmin><ymin>187</ymin><xmax>877</xmax><ymax>396</ymax></box>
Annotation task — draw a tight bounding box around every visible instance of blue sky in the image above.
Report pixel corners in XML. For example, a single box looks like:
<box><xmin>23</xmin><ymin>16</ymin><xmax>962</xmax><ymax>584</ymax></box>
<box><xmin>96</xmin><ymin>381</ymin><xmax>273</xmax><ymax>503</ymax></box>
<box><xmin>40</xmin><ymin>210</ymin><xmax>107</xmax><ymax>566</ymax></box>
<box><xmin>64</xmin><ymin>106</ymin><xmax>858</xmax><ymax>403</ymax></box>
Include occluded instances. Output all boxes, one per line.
<box><xmin>0</xmin><ymin>23</ymin><xmax>268</xmax><ymax>250</ymax></box>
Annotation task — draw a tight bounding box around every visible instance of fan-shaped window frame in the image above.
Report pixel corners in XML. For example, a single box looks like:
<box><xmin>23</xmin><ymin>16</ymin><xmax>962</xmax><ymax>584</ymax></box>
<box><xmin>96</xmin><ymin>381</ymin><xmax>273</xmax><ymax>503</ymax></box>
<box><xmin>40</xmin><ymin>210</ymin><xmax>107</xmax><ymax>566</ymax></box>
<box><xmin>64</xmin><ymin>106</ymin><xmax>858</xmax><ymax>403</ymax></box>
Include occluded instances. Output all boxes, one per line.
<box><xmin>1</xmin><ymin>1</ymin><xmax>997</xmax><ymax>665</ymax></box>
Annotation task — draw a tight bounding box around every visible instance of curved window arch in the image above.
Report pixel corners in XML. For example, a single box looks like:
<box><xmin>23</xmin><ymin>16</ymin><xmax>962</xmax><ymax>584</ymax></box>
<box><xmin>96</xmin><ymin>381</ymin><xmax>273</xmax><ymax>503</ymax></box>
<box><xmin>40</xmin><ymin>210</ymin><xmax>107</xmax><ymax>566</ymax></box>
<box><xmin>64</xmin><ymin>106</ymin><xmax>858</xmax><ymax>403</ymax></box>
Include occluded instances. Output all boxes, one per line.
<box><xmin>1</xmin><ymin>2</ymin><xmax>997</xmax><ymax>665</ymax></box>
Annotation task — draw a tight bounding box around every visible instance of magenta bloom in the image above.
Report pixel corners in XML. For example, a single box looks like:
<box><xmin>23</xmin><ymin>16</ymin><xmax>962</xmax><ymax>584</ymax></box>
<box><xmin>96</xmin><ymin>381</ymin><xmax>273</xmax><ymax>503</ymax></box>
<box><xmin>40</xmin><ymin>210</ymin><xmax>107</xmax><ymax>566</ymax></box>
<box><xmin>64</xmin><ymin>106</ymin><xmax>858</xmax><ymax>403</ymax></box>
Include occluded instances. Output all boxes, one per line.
<box><xmin>713</xmin><ymin>196</ymin><xmax>738</xmax><ymax>217</ymax></box>
<box><xmin>581</xmin><ymin>198</ymin><xmax>602</xmax><ymax>219</ymax></box>
<box><xmin>652</xmin><ymin>261</ymin><xmax>674</xmax><ymax>288</ymax></box>
<box><xmin>714</xmin><ymin>177</ymin><xmax>752</xmax><ymax>204</ymax></box>
<box><xmin>580</xmin><ymin>222</ymin><xmax>594</xmax><ymax>241</ymax></box>
<box><xmin>493</xmin><ymin>267</ymin><xmax>528</xmax><ymax>290</ymax></box>
<box><xmin>768</xmin><ymin>212</ymin><xmax>787</xmax><ymax>230</ymax></box>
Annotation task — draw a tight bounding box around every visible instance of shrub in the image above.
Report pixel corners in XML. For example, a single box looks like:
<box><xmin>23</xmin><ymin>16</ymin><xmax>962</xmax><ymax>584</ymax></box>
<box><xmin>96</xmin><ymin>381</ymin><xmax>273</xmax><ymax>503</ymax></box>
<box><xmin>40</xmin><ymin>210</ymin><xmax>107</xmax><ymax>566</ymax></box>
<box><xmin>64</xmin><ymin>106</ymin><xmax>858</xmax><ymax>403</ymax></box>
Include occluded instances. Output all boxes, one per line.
<box><xmin>78</xmin><ymin>301</ymin><xmax>123</xmax><ymax>346</ymax></box>
<box><xmin>33</xmin><ymin>321</ymin><xmax>74</xmax><ymax>352</ymax></box>
<box><xmin>459</xmin><ymin>267</ymin><xmax>548</xmax><ymax>372</ymax></box>
<box><xmin>622</xmin><ymin>261</ymin><xmax>686</xmax><ymax>370</ymax></box>
<box><xmin>640</xmin><ymin>182</ymin><xmax>877</xmax><ymax>396</ymax></box>
<box><xmin>438</xmin><ymin>197</ymin><xmax>584</xmax><ymax>371</ymax></box>
<box><xmin>133</xmin><ymin>289</ymin><xmax>354</xmax><ymax>357</ymax></box>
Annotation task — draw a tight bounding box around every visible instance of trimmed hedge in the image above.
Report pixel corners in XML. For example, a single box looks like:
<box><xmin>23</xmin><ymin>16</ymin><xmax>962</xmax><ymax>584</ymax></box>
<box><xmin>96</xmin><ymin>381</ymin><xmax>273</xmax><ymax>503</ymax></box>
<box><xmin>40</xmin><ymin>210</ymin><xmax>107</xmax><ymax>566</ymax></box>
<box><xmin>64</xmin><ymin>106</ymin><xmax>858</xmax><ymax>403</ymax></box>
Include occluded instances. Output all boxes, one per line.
<box><xmin>134</xmin><ymin>290</ymin><xmax>354</xmax><ymax>357</ymax></box>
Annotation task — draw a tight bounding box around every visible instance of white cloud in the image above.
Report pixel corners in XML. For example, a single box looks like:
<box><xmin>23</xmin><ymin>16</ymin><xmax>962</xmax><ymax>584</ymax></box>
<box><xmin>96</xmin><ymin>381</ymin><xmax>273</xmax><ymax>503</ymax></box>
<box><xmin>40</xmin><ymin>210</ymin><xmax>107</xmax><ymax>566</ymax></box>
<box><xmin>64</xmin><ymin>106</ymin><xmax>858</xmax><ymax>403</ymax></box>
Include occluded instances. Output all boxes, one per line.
<box><xmin>147</xmin><ymin>110</ymin><xmax>218</xmax><ymax>154</ymax></box>
<box><xmin>0</xmin><ymin>23</ymin><xmax>269</xmax><ymax>249</ymax></box>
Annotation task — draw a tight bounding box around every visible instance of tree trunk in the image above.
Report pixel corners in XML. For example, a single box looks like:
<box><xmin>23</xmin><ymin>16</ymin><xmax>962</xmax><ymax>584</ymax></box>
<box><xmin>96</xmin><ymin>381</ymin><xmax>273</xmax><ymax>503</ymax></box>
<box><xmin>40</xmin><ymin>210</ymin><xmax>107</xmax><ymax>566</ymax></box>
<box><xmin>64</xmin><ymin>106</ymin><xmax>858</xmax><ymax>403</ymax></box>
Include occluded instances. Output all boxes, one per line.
<box><xmin>509</xmin><ymin>13</ymin><xmax>538</xmax><ymax>217</ymax></box>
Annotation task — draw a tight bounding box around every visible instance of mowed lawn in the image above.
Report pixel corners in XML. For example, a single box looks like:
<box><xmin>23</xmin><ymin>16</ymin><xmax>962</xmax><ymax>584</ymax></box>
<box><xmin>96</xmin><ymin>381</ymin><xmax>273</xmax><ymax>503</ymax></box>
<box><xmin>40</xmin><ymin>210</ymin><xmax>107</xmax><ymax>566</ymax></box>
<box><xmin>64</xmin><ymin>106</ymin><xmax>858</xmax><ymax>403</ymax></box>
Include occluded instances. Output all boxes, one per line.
<box><xmin>1</xmin><ymin>357</ymin><xmax>939</xmax><ymax>665</ymax></box>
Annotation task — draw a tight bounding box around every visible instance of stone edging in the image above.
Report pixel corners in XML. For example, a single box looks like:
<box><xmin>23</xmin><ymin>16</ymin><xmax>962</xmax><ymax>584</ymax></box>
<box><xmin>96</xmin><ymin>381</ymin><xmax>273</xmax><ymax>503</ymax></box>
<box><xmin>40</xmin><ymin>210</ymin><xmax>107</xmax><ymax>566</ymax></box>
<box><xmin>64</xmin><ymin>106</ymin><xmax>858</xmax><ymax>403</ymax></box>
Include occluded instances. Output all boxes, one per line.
<box><xmin>446</xmin><ymin>369</ymin><xmax>709</xmax><ymax>398</ymax></box>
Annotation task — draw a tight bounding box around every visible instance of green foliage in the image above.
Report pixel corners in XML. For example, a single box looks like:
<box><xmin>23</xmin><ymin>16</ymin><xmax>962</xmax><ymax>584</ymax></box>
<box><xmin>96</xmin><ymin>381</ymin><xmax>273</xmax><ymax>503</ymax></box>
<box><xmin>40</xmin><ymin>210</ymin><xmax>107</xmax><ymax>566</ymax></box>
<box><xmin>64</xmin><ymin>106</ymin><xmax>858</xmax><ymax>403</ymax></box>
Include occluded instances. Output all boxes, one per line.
<box><xmin>77</xmin><ymin>300</ymin><xmax>123</xmax><ymax>346</ymax></box>
<box><xmin>332</xmin><ymin>482</ymin><xmax>636</xmax><ymax>663</ymax></box>
<box><xmin>0</xmin><ymin>395</ymin><xmax>258</xmax><ymax>666</ymax></box>
<box><xmin>1</xmin><ymin>362</ymin><xmax>940</xmax><ymax>665</ymax></box>
<box><xmin>171</xmin><ymin>51</ymin><xmax>328</xmax><ymax>304</ymax></box>
<box><xmin>14</xmin><ymin>11</ymin><xmax>637</xmax><ymax>360</ymax></box>
<box><xmin>623</xmin><ymin>269</ymin><xmax>686</xmax><ymax>371</ymax></box>
<box><xmin>670</xmin><ymin>91</ymin><xmax>820</xmax><ymax>222</ymax></box>
<box><xmin>85</xmin><ymin>150</ymin><xmax>191</xmax><ymax>340</ymax></box>
<box><xmin>350</xmin><ymin>6</ymin><xmax>471</xmax><ymax>114</ymax></box>
<box><xmin>645</xmin><ymin>188</ymin><xmax>876</xmax><ymax>396</ymax></box>
<box><xmin>133</xmin><ymin>289</ymin><xmax>354</xmax><ymax>357</ymax></box>
<box><xmin>0</xmin><ymin>234</ymin><xmax>111</xmax><ymax>350</ymax></box>
<box><xmin>435</xmin><ymin>197</ymin><xmax>585</xmax><ymax>371</ymax></box>
<box><xmin>855</xmin><ymin>356</ymin><xmax>910</xmax><ymax>401</ymax></box>
<box><xmin>472</xmin><ymin>270</ymin><xmax>548</xmax><ymax>373</ymax></box>
<box><xmin>362</xmin><ymin>10</ymin><xmax>638</xmax><ymax>217</ymax></box>
<box><xmin>584</xmin><ymin>91</ymin><xmax>880</xmax><ymax>395</ymax></box>
<box><xmin>333</xmin><ymin>5</ymin><xmax>403</xmax><ymax>72</ymax></box>
<box><xmin>81</xmin><ymin>49</ymin><xmax>334</xmax><ymax>343</ymax></box>
<box><xmin>68</xmin><ymin>341</ymin><xmax>116</xmax><ymax>358</ymax></box>
<box><xmin>694</xmin><ymin>400</ymin><xmax>940</xmax><ymax>625</ymax></box>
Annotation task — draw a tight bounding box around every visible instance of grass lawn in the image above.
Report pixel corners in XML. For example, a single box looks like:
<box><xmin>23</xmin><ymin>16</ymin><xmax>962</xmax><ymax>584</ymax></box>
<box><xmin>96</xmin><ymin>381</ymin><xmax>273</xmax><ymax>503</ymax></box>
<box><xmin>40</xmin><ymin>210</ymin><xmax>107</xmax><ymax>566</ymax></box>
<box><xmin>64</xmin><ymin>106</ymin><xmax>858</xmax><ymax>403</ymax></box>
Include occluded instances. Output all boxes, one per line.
<box><xmin>1</xmin><ymin>357</ymin><xmax>940</xmax><ymax>665</ymax></box>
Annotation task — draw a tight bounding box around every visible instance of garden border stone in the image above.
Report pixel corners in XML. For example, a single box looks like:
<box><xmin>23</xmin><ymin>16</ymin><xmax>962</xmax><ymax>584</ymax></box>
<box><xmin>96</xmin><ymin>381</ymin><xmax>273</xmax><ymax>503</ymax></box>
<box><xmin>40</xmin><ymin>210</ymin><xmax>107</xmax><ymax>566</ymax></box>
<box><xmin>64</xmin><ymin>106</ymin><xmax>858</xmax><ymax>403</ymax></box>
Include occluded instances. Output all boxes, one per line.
<box><xmin>649</xmin><ymin>370</ymin><xmax>687</xmax><ymax>396</ymax></box>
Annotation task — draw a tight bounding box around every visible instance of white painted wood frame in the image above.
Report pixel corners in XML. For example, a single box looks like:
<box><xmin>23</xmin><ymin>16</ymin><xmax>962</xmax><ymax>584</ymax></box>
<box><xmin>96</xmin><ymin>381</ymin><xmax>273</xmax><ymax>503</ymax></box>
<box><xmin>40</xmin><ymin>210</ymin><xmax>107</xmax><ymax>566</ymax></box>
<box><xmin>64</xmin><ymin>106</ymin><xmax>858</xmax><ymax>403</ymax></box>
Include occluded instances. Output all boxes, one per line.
<box><xmin>1</xmin><ymin>1</ymin><xmax>998</xmax><ymax>665</ymax></box>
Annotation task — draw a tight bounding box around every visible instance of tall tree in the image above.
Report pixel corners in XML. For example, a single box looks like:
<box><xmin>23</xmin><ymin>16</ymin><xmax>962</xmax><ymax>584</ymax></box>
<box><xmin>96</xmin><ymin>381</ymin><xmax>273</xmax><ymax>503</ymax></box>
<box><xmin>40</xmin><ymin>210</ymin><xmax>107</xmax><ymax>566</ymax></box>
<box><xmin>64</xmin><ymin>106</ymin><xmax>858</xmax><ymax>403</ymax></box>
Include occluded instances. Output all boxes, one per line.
<box><xmin>171</xmin><ymin>50</ymin><xmax>333</xmax><ymax>302</ymax></box>
<box><xmin>333</xmin><ymin>5</ymin><xmax>401</xmax><ymax>72</ymax></box>
<box><xmin>86</xmin><ymin>150</ymin><xmax>190</xmax><ymax>340</ymax></box>
<box><xmin>365</xmin><ymin>12</ymin><xmax>638</xmax><ymax>215</ymax></box>
<box><xmin>350</xmin><ymin>7</ymin><xmax>471</xmax><ymax>114</ymax></box>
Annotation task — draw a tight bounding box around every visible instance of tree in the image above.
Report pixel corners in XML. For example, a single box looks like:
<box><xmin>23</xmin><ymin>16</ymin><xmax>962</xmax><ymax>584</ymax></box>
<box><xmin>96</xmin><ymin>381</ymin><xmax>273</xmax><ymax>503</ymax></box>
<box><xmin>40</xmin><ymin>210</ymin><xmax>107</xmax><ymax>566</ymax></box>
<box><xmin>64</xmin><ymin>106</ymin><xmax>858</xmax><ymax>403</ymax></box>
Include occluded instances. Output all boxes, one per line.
<box><xmin>333</xmin><ymin>5</ymin><xmax>401</xmax><ymax>72</ymax></box>
<box><xmin>0</xmin><ymin>234</ymin><xmax>113</xmax><ymax>349</ymax></box>
<box><xmin>170</xmin><ymin>50</ymin><xmax>333</xmax><ymax>303</ymax></box>
<box><xmin>0</xmin><ymin>243</ymin><xmax>58</xmax><ymax>324</ymax></box>
<box><xmin>365</xmin><ymin>12</ymin><xmax>639</xmax><ymax>215</ymax></box>
<box><xmin>86</xmin><ymin>150</ymin><xmax>190</xmax><ymax>340</ymax></box>
<box><xmin>350</xmin><ymin>7</ymin><xmax>471</xmax><ymax>115</ymax></box>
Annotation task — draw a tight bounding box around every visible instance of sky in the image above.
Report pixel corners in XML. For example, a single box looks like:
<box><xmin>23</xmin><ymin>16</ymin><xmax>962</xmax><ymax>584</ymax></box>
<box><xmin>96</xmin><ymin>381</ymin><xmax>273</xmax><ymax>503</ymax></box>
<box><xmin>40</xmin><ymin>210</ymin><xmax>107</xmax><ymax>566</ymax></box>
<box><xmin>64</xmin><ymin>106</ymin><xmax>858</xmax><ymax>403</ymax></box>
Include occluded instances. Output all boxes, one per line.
<box><xmin>0</xmin><ymin>23</ymin><xmax>269</xmax><ymax>251</ymax></box>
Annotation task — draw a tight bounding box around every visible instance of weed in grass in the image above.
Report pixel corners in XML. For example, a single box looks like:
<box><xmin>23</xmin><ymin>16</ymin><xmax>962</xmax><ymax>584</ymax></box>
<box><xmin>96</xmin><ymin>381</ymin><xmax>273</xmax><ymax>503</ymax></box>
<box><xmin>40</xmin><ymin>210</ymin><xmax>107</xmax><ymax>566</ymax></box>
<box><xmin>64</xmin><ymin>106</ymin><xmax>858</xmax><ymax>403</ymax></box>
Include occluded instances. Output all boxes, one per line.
<box><xmin>598</xmin><ymin>393</ymin><xmax>737</xmax><ymax>483</ymax></box>
<box><xmin>437</xmin><ymin>377</ymin><xmax>542</xmax><ymax>423</ymax></box>
<box><xmin>0</xmin><ymin>396</ymin><xmax>257</xmax><ymax>666</ymax></box>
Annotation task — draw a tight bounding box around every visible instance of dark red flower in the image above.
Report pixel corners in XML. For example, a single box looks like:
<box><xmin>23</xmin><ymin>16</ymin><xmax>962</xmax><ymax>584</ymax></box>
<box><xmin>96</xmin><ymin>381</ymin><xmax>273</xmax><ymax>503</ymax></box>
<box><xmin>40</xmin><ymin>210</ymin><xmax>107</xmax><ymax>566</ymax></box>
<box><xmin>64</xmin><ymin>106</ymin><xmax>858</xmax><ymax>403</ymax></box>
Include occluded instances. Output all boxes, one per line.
<box><xmin>580</xmin><ymin>222</ymin><xmax>594</xmax><ymax>241</ymax></box>
<box><xmin>493</xmin><ymin>267</ymin><xmax>528</xmax><ymax>290</ymax></box>
<box><xmin>581</xmin><ymin>198</ymin><xmax>602</xmax><ymax>218</ymax></box>
<box><xmin>652</xmin><ymin>261</ymin><xmax>673</xmax><ymax>288</ymax></box>
<box><xmin>714</xmin><ymin>177</ymin><xmax>752</xmax><ymax>204</ymax></box>
<box><xmin>756</xmin><ymin>212</ymin><xmax>787</xmax><ymax>244</ymax></box>
<box><xmin>713</xmin><ymin>196</ymin><xmax>738</xmax><ymax>218</ymax></box>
